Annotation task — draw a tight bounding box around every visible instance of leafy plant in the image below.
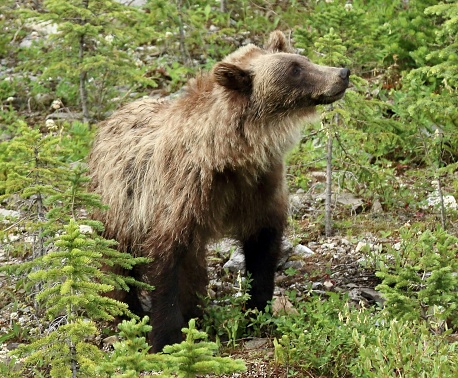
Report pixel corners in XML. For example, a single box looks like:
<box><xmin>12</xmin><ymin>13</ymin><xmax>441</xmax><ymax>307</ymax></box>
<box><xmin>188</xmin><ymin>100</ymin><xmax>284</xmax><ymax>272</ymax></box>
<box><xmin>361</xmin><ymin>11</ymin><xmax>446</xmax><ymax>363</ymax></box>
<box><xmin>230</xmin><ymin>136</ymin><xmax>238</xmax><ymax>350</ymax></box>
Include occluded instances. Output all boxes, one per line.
<box><xmin>376</xmin><ymin>226</ymin><xmax>458</xmax><ymax>330</ymax></box>
<box><xmin>0</xmin><ymin>122</ymin><xmax>70</xmax><ymax>258</ymax></box>
<box><xmin>352</xmin><ymin>319</ymin><xmax>458</xmax><ymax>378</ymax></box>
<box><xmin>99</xmin><ymin>317</ymin><xmax>246</xmax><ymax>378</ymax></box>
<box><xmin>273</xmin><ymin>292</ymin><xmax>364</xmax><ymax>377</ymax></box>
<box><xmin>202</xmin><ymin>272</ymin><xmax>253</xmax><ymax>348</ymax></box>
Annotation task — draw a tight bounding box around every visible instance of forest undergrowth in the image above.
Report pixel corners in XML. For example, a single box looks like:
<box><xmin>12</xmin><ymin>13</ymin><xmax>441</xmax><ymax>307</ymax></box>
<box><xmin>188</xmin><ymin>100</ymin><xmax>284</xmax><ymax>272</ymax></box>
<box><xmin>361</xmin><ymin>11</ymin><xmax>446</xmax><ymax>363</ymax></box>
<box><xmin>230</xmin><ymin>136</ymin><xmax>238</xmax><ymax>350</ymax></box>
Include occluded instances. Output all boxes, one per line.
<box><xmin>0</xmin><ymin>0</ymin><xmax>457</xmax><ymax>377</ymax></box>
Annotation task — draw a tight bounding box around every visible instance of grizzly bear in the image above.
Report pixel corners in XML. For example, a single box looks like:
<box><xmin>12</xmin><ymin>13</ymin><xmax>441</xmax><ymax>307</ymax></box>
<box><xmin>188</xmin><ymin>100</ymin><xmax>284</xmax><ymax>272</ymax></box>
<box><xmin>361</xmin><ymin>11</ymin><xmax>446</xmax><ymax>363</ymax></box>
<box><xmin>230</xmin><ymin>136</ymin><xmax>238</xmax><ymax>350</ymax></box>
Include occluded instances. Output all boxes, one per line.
<box><xmin>89</xmin><ymin>31</ymin><xmax>349</xmax><ymax>352</ymax></box>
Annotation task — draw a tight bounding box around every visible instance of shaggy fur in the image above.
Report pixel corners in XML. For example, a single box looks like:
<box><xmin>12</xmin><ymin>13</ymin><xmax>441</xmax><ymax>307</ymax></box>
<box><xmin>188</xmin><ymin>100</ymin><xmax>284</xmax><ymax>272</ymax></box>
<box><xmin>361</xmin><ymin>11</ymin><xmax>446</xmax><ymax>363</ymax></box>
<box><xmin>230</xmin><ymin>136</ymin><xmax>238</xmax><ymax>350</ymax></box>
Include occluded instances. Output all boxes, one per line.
<box><xmin>88</xmin><ymin>31</ymin><xmax>350</xmax><ymax>352</ymax></box>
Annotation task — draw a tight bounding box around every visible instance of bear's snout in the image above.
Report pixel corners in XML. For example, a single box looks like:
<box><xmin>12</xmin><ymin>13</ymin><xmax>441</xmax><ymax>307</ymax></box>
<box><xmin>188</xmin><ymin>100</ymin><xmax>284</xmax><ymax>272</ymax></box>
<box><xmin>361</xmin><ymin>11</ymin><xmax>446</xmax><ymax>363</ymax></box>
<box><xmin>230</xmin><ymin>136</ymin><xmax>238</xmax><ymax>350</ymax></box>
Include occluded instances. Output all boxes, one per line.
<box><xmin>339</xmin><ymin>68</ymin><xmax>351</xmax><ymax>83</ymax></box>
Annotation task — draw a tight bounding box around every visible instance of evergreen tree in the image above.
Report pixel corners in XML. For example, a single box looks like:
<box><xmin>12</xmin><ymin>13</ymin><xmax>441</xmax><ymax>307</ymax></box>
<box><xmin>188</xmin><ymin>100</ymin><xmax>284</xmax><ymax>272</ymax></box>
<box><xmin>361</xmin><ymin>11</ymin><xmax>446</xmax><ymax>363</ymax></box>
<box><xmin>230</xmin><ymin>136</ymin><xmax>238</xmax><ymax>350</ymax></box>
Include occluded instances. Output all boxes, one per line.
<box><xmin>0</xmin><ymin>123</ymin><xmax>152</xmax><ymax>376</ymax></box>
<box><xmin>0</xmin><ymin>122</ymin><xmax>68</xmax><ymax>259</ymax></box>
<box><xmin>18</xmin><ymin>0</ymin><xmax>156</xmax><ymax>120</ymax></box>
<box><xmin>162</xmin><ymin>319</ymin><xmax>246</xmax><ymax>378</ymax></box>
<box><xmin>98</xmin><ymin>316</ymin><xmax>167</xmax><ymax>378</ymax></box>
<box><xmin>10</xmin><ymin>219</ymin><xmax>151</xmax><ymax>377</ymax></box>
<box><xmin>401</xmin><ymin>0</ymin><xmax>458</xmax><ymax>157</ymax></box>
<box><xmin>395</xmin><ymin>1</ymin><xmax>458</xmax><ymax>225</ymax></box>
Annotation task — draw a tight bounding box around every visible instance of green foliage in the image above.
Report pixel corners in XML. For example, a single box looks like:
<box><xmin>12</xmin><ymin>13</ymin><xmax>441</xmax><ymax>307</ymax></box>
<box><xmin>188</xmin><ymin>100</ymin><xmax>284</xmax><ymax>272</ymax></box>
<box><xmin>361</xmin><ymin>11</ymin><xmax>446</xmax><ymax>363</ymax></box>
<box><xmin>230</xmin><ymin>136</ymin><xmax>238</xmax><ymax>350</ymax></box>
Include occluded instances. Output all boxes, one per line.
<box><xmin>0</xmin><ymin>122</ymin><xmax>70</xmax><ymax>257</ymax></box>
<box><xmin>0</xmin><ymin>0</ymin><xmax>19</xmax><ymax>58</ymax></box>
<box><xmin>98</xmin><ymin>317</ymin><xmax>246</xmax><ymax>378</ymax></box>
<box><xmin>273</xmin><ymin>292</ymin><xmax>458</xmax><ymax>377</ymax></box>
<box><xmin>376</xmin><ymin>226</ymin><xmax>458</xmax><ymax>329</ymax></box>
<box><xmin>13</xmin><ymin>319</ymin><xmax>103</xmax><ymax>378</ymax></box>
<box><xmin>17</xmin><ymin>0</ymin><xmax>156</xmax><ymax>117</ymax></box>
<box><xmin>162</xmin><ymin>318</ymin><xmax>246</xmax><ymax>377</ymax></box>
<box><xmin>352</xmin><ymin>320</ymin><xmax>458</xmax><ymax>377</ymax></box>
<box><xmin>0</xmin><ymin>357</ymin><xmax>19</xmax><ymax>378</ymax></box>
<box><xmin>0</xmin><ymin>122</ymin><xmax>67</xmax><ymax>200</ymax></box>
<box><xmin>397</xmin><ymin>1</ymin><xmax>458</xmax><ymax>170</ymax></box>
<box><xmin>295</xmin><ymin>0</ymin><xmax>437</xmax><ymax>71</ymax></box>
<box><xmin>98</xmin><ymin>316</ymin><xmax>165</xmax><ymax>378</ymax></box>
<box><xmin>273</xmin><ymin>292</ymin><xmax>362</xmax><ymax>377</ymax></box>
<box><xmin>31</xmin><ymin>220</ymin><xmax>148</xmax><ymax>320</ymax></box>
<box><xmin>202</xmin><ymin>272</ymin><xmax>253</xmax><ymax>347</ymax></box>
<box><xmin>0</xmin><ymin>122</ymin><xmax>95</xmax><ymax>255</ymax></box>
<box><xmin>59</xmin><ymin>121</ymin><xmax>94</xmax><ymax>162</ymax></box>
<box><xmin>7</xmin><ymin>219</ymin><xmax>151</xmax><ymax>376</ymax></box>
<box><xmin>45</xmin><ymin>162</ymin><xmax>103</xmax><ymax>227</ymax></box>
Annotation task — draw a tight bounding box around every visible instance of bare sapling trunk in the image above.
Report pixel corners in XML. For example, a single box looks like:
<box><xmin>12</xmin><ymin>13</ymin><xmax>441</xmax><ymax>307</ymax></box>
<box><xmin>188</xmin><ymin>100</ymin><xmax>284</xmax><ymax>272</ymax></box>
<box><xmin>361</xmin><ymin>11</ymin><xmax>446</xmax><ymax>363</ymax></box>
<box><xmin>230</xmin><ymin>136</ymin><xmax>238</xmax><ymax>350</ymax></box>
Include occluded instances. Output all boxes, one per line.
<box><xmin>79</xmin><ymin>34</ymin><xmax>90</xmax><ymax>123</ymax></box>
<box><xmin>176</xmin><ymin>0</ymin><xmax>190</xmax><ymax>64</ymax></box>
<box><xmin>325</xmin><ymin>125</ymin><xmax>333</xmax><ymax>237</ymax></box>
<box><xmin>437</xmin><ymin>176</ymin><xmax>446</xmax><ymax>229</ymax></box>
<box><xmin>79</xmin><ymin>0</ymin><xmax>90</xmax><ymax>124</ymax></box>
<box><xmin>435</xmin><ymin>129</ymin><xmax>447</xmax><ymax>229</ymax></box>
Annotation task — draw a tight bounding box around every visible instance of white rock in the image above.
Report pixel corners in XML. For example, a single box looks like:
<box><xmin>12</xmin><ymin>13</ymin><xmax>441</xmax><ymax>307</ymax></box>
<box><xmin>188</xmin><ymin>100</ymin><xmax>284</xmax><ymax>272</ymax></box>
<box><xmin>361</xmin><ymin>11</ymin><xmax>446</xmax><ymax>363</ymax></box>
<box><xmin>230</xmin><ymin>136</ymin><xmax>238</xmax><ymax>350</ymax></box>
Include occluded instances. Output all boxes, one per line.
<box><xmin>423</xmin><ymin>193</ymin><xmax>457</xmax><ymax>210</ymax></box>
<box><xmin>115</xmin><ymin>0</ymin><xmax>148</xmax><ymax>5</ymax></box>
<box><xmin>355</xmin><ymin>241</ymin><xmax>370</xmax><ymax>253</ymax></box>
<box><xmin>272</xmin><ymin>295</ymin><xmax>299</xmax><ymax>316</ymax></box>
<box><xmin>294</xmin><ymin>244</ymin><xmax>314</xmax><ymax>256</ymax></box>
<box><xmin>341</xmin><ymin>238</ymin><xmax>351</xmax><ymax>245</ymax></box>
<box><xmin>78</xmin><ymin>225</ymin><xmax>93</xmax><ymax>234</ymax></box>
<box><xmin>323</xmin><ymin>280</ymin><xmax>334</xmax><ymax>289</ymax></box>
<box><xmin>223</xmin><ymin>247</ymin><xmax>245</xmax><ymax>273</ymax></box>
<box><xmin>0</xmin><ymin>209</ymin><xmax>20</xmax><ymax>219</ymax></box>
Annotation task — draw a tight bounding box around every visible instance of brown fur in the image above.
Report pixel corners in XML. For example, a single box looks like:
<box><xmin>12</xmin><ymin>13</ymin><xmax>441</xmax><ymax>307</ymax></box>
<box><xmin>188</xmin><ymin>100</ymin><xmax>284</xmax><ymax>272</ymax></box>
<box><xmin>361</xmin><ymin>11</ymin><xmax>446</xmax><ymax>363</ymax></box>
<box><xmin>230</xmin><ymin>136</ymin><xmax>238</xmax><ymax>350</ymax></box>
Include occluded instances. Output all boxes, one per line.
<box><xmin>88</xmin><ymin>31</ymin><xmax>350</xmax><ymax>352</ymax></box>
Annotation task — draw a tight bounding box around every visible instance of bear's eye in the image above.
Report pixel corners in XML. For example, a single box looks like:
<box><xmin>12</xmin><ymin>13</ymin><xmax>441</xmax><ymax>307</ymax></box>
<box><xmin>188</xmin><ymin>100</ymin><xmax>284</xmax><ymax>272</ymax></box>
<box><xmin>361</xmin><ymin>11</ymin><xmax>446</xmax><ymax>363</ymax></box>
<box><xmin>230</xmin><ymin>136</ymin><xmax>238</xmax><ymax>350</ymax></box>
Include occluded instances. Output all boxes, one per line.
<box><xmin>291</xmin><ymin>64</ymin><xmax>302</xmax><ymax>77</ymax></box>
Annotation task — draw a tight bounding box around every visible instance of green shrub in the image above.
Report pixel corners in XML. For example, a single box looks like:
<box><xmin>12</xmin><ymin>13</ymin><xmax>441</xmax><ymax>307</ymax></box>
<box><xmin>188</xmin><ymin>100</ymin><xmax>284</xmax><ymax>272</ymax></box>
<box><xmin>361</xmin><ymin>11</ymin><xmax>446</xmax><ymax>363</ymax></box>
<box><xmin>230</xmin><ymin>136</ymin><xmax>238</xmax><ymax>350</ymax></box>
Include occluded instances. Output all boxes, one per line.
<box><xmin>376</xmin><ymin>226</ymin><xmax>458</xmax><ymax>330</ymax></box>
<box><xmin>162</xmin><ymin>318</ymin><xmax>246</xmax><ymax>377</ymax></box>
<box><xmin>273</xmin><ymin>292</ymin><xmax>365</xmax><ymax>377</ymax></box>
<box><xmin>352</xmin><ymin>320</ymin><xmax>458</xmax><ymax>378</ymax></box>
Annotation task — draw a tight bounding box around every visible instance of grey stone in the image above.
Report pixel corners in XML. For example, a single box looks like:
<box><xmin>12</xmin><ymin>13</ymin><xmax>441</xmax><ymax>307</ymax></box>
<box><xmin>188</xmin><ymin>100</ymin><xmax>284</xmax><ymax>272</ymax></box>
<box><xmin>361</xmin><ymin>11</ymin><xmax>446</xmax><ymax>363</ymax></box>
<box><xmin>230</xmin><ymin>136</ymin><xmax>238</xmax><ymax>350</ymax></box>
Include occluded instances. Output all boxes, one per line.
<box><xmin>294</xmin><ymin>244</ymin><xmax>314</xmax><ymax>256</ymax></box>
<box><xmin>223</xmin><ymin>247</ymin><xmax>245</xmax><ymax>272</ymax></box>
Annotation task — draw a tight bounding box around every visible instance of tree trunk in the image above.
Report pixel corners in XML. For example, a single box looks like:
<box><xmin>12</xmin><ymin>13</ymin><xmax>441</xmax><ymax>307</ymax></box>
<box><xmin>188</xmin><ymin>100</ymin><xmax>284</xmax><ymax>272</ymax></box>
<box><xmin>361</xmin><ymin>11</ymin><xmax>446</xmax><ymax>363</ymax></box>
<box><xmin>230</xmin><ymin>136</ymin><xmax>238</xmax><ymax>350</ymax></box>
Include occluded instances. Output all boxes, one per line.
<box><xmin>437</xmin><ymin>177</ymin><xmax>446</xmax><ymax>229</ymax></box>
<box><xmin>79</xmin><ymin>35</ymin><xmax>90</xmax><ymax>124</ymax></box>
<box><xmin>79</xmin><ymin>0</ymin><xmax>90</xmax><ymax>124</ymax></box>
<box><xmin>176</xmin><ymin>0</ymin><xmax>190</xmax><ymax>64</ymax></box>
<box><xmin>325</xmin><ymin>128</ymin><xmax>333</xmax><ymax>237</ymax></box>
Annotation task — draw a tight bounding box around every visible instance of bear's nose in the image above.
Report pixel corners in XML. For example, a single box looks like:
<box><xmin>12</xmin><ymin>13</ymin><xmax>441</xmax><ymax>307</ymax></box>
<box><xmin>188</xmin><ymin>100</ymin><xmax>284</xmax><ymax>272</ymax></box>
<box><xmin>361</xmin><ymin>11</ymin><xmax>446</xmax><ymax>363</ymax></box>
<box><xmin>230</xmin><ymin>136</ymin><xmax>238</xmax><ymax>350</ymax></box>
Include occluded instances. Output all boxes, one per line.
<box><xmin>339</xmin><ymin>68</ymin><xmax>351</xmax><ymax>81</ymax></box>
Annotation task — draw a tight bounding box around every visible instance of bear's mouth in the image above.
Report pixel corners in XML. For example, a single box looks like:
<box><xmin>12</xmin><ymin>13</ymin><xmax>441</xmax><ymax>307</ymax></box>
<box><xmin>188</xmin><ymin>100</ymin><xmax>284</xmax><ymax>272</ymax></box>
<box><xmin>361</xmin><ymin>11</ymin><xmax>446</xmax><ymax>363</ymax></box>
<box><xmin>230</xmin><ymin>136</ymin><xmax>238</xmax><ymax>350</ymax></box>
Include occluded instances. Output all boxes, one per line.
<box><xmin>314</xmin><ymin>88</ymin><xmax>348</xmax><ymax>105</ymax></box>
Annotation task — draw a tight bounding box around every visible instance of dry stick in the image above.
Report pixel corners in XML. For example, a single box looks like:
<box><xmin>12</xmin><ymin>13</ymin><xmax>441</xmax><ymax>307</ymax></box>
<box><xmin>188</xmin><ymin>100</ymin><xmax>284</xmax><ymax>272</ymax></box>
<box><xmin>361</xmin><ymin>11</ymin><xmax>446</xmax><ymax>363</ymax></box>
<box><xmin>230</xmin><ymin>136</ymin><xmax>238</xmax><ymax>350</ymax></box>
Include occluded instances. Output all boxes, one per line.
<box><xmin>436</xmin><ymin>133</ymin><xmax>447</xmax><ymax>229</ymax></box>
<box><xmin>79</xmin><ymin>0</ymin><xmax>90</xmax><ymax>124</ymax></box>
<box><xmin>220</xmin><ymin>0</ymin><xmax>226</xmax><ymax>12</ymax></box>
<box><xmin>437</xmin><ymin>177</ymin><xmax>446</xmax><ymax>229</ymax></box>
<box><xmin>176</xmin><ymin>0</ymin><xmax>190</xmax><ymax>65</ymax></box>
<box><xmin>324</xmin><ymin>108</ymin><xmax>336</xmax><ymax>237</ymax></box>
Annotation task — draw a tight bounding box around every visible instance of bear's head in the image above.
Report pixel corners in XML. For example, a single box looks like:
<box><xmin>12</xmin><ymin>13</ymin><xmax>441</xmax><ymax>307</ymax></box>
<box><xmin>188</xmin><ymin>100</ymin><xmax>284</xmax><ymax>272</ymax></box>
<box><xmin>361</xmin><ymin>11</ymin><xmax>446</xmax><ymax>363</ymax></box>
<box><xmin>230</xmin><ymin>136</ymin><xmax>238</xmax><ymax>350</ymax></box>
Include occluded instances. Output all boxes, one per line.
<box><xmin>212</xmin><ymin>31</ymin><xmax>350</xmax><ymax>117</ymax></box>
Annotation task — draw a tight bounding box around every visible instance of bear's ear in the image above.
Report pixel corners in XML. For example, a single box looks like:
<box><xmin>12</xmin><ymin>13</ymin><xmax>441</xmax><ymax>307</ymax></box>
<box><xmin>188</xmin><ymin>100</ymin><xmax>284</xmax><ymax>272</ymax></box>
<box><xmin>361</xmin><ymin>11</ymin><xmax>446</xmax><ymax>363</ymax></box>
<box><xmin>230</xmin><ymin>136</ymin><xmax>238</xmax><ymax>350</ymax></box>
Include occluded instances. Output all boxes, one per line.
<box><xmin>264</xmin><ymin>30</ymin><xmax>294</xmax><ymax>53</ymax></box>
<box><xmin>213</xmin><ymin>62</ymin><xmax>252</xmax><ymax>93</ymax></box>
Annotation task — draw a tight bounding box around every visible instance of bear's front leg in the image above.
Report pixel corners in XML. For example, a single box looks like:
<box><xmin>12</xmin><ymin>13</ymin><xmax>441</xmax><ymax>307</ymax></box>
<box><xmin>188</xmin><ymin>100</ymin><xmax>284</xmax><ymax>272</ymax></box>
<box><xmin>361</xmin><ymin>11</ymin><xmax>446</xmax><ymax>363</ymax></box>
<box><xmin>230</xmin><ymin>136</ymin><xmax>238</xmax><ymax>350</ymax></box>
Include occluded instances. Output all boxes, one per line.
<box><xmin>243</xmin><ymin>226</ymin><xmax>283</xmax><ymax>310</ymax></box>
<box><xmin>137</xmin><ymin>250</ymin><xmax>186</xmax><ymax>353</ymax></box>
<box><xmin>148</xmin><ymin>275</ymin><xmax>184</xmax><ymax>352</ymax></box>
